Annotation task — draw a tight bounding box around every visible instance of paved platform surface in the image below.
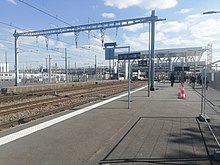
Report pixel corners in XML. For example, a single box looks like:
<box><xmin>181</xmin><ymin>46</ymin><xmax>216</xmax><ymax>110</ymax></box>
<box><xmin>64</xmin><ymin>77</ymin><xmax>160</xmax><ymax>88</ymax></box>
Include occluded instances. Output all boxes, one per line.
<box><xmin>0</xmin><ymin>82</ymin><xmax>219</xmax><ymax>165</ymax></box>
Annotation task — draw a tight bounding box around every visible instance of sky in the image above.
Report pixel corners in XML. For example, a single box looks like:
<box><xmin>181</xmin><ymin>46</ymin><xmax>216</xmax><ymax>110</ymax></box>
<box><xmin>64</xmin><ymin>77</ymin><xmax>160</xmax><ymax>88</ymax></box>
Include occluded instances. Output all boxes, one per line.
<box><xmin>0</xmin><ymin>0</ymin><xmax>220</xmax><ymax>70</ymax></box>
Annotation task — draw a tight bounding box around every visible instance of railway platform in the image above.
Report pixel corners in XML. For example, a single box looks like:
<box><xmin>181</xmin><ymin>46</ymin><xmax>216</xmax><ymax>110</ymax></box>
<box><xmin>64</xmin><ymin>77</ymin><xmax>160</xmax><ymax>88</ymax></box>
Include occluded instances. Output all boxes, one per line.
<box><xmin>0</xmin><ymin>81</ymin><xmax>219</xmax><ymax>164</ymax></box>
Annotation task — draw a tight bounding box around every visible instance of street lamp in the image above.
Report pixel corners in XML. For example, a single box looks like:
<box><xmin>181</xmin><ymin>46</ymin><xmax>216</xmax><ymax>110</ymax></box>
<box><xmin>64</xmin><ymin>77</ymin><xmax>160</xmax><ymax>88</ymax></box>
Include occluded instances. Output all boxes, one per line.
<box><xmin>203</xmin><ymin>11</ymin><xmax>220</xmax><ymax>15</ymax></box>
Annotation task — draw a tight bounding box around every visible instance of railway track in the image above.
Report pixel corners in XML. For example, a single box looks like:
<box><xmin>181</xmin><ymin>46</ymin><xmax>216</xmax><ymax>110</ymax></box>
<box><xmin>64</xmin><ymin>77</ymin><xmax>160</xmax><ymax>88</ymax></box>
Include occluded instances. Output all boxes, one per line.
<box><xmin>0</xmin><ymin>81</ymin><xmax>127</xmax><ymax>103</ymax></box>
<box><xmin>0</xmin><ymin>83</ymin><xmax>128</xmax><ymax>115</ymax></box>
<box><xmin>0</xmin><ymin>81</ymin><xmax>145</xmax><ymax>130</ymax></box>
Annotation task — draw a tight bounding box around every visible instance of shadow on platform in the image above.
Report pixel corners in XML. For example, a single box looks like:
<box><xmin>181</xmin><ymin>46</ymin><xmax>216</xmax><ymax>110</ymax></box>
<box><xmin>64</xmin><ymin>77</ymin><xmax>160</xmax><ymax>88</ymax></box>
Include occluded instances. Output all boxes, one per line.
<box><xmin>99</xmin><ymin>116</ymin><xmax>214</xmax><ymax>164</ymax></box>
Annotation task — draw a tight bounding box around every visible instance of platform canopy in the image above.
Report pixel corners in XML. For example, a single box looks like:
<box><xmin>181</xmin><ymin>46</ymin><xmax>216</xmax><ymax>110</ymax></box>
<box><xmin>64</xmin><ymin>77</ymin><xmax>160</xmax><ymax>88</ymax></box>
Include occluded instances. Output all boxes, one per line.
<box><xmin>115</xmin><ymin>46</ymin><xmax>208</xmax><ymax>72</ymax></box>
<box><xmin>140</xmin><ymin>47</ymin><xmax>207</xmax><ymax>63</ymax></box>
<box><xmin>116</xmin><ymin>47</ymin><xmax>206</xmax><ymax>61</ymax></box>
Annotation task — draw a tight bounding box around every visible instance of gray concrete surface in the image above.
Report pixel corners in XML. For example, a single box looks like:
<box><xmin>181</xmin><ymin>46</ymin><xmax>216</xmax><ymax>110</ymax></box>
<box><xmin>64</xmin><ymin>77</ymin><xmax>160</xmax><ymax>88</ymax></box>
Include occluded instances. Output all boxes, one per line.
<box><xmin>0</xmin><ymin>80</ymin><xmax>117</xmax><ymax>94</ymax></box>
<box><xmin>0</xmin><ymin>82</ymin><xmax>219</xmax><ymax>165</ymax></box>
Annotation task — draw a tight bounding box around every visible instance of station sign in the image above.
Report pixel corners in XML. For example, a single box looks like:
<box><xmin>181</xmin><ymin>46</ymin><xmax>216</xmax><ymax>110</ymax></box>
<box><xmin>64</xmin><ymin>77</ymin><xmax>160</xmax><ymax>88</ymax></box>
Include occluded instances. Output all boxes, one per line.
<box><xmin>104</xmin><ymin>42</ymin><xmax>117</xmax><ymax>47</ymax></box>
<box><xmin>174</xmin><ymin>66</ymin><xmax>190</xmax><ymax>71</ymax></box>
<box><xmin>118</xmin><ymin>52</ymin><xmax>141</xmax><ymax>60</ymax></box>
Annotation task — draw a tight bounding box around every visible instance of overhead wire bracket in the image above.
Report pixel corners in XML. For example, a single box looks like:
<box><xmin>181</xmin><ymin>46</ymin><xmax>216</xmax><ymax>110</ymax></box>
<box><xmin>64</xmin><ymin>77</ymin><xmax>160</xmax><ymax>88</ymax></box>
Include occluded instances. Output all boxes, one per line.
<box><xmin>74</xmin><ymin>31</ymin><xmax>79</xmax><ymax>48</ymax></box>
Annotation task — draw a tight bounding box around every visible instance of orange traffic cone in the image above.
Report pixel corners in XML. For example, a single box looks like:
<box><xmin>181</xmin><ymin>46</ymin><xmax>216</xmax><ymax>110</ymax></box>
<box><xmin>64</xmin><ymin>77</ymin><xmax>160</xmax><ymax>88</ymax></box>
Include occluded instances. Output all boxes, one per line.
<box><xmin>178</xmin><ymin>83</ymin><xmax>186</xmax><ymax>99</ymax></box>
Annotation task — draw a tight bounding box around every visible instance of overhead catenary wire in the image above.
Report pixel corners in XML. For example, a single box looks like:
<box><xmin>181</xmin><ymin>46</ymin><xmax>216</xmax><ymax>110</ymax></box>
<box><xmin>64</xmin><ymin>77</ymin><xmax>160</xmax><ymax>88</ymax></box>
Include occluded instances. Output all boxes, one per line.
<box><xmin>17</xmin><ymin>0</ymin><xmax>101</xmax><ymax>42</ymax></box>
<box><xmin>1</xmin><ymin>16</ymin><xmax>104</xmax><ymax>53</ymax></box>
<box><xmin>0</xmin><ymin>20</ymin><xmax>103</xmax><ymax>59</ymax></box>
<box><xmin>0</xmin><ymin>6</ymin><xmax>100</xmax><ymax>52</ymax></box>
<box><xmin>1</xmin><ymin>1</ymin><xmax>107</xmax><ymax>57</ymax></box>
<box><xmin>18</xmin><ymin>0</ymin><xmax>71</xmax><ymax>26</ymax></box>
<box><xmin>0</xmin><ymin>21</ymin><xmax>26</xmax><ymax>31</ymax></box>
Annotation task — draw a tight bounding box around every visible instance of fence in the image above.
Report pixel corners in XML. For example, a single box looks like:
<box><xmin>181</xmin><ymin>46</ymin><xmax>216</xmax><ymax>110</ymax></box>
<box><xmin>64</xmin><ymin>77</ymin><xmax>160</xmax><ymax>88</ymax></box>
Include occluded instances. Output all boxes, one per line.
<box><xmin>197</xmin><ymin>59</ymin><xmax>220</xmax><ymax>160</ymax></box>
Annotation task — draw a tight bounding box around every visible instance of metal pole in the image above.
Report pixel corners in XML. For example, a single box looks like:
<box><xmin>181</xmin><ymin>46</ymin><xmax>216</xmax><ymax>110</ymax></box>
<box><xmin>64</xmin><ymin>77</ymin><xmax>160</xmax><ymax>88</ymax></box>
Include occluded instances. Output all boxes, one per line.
<box><xmin>75</xmin><ymin>62</ymin><xmax>77</xmax><ymax>75</ymax></box>
<box><xmin>204</xmin><ymin>66</ymin><xmax>207</xmax><ymax>114</ymax></box>
<box><xmin>148</xmin><ymin>22</ymin><xmax>151</xmax><ymax>97</ymax></box>
<box><xmin>49</xmin><ymin>55</ymin><xmax>51</xmax><ymax>83</ymax></box>
<box><xmin>68</xmin><ymin>59</ymin><xmax>71</xmax><ymax>81</ymax></box>
<box><xmin>65</xmin><ymin>48</ymin><xmax>68</xmax><ymax>82</ymax></box>
<box><xmin>150</xmin><ymin>10</ymin><xmax>156</xmax><ymax>91</ymax></box>
<box><xmin>128</xmin><ymin>47</ymin><xmax>131</xmax><ymax>109</ymax></box>
<box><xmin>95</xmin><ymin>55</ymin><xmax>97</xmax><ymax>79</ymax></box>
<box><xmin>117</xmin><ymin>58</ymin><xmax>119</xmax><ymax>80</ymax></box>
<box><xmin>181</xmin><ymin>59</ymin><xmax>184</xmax><ymax>83</ymax></box>
<box><xmin>45</xmin><ymin>58</ymin><xmax>48</xmax><ymax>70</ymax></box>
<box><xmin>113</xmin><ymin>53</ymin><xmax>115</xmax><ymax>75</ymax></box>
<box><xmin>14</xmin><ymin>30</ymin><xmax>19</xmax><ymax>86</ymax></box>
<box><xmin>200</xmin><ymin>68</ymin><xmax>204</xmax><ymax>115</ymax></box>
<box><xmin>128</xmin><ymin>59</ymin><xmax>131</xmax><ymax>109</ymax></box>
<box><xmin>109</xmin><ymin>52</ymin><xmax>111</xmax><ymax>79</ymax></box>
<box><xmin>5</xmin><ymin>51</ymin><xmax>8</xmax><ymax>72</ymax></box>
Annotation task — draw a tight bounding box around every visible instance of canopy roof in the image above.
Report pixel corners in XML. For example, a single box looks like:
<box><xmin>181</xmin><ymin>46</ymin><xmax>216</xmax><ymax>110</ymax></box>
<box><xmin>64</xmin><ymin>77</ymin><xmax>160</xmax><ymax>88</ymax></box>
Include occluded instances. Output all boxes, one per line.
<box><xmin>140</xmin><ymin>47</ymin><xmax>206</xmax><ymax>59</ymax></box>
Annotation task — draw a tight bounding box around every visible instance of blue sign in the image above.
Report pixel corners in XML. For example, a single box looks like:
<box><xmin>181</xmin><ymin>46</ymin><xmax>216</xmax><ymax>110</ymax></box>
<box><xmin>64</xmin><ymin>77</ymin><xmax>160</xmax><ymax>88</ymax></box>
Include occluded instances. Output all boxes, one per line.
<box><xmin>104</xmin><ymin>42</ymin><xmax>117</xmax><ymax>47</ymax></box>
<box><xmin>105</xmin><ymin>48</ymin><xmax>115</xmax><ymax>60</ymax></box>
<box><xmin>118</xmin><ymin>52</ymin><xmax>141</xmax><ymax>60</ymax></box>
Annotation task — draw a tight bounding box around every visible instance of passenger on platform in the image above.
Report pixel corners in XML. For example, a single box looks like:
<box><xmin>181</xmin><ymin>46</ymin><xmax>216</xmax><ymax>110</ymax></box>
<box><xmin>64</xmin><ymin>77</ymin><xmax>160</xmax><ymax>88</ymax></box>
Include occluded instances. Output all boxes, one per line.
<box><xmin>186</xmin><ymin>75</ymin><xmax>189</xmax><ymax>82</ymax></box>
<box><xmin>197</xmin><ymin>74</ymin><xmax>202</xmax><ymax>85</ymax></box>
<box><xmin>170</xmin><ymin>73</ymin><xmax>175</xmax><ymax>87</ymax></box>
<box><xmin>190</xmin><ymin>76</ymin><xmax>196</xmax><ymax>89</ymax></box>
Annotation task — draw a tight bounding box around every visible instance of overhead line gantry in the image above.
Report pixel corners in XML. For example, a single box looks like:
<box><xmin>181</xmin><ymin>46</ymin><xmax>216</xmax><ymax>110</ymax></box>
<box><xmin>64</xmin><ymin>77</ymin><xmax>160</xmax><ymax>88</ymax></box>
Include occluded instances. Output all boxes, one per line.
<box><xmin>14</xmin><ymin>10</ymin><xmax>165</xmax><ymax>86</ymax></box>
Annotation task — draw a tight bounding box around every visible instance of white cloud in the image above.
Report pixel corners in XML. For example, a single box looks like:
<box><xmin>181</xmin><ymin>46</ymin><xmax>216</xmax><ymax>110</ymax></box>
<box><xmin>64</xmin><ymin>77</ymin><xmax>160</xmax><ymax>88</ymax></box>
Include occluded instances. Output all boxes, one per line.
<box><xmin>190</xmin><ymin>19</ymin><xmax>220</xmax><ymax>42</ymax></box>
<box><xmin>122</xmin><ymin>31</ymin><xmax>167</xmax><ymax>50</ymax></box>
<box><xmin>55</xmin><ymin>41</ymin><xmax>68</xmax><ymax>49</ymax></box>
<box><xmin>0</xmin><ymin>43</ymin><xmax>5</xmax><ymax>48</ymax></box>
<box><xmin>102</xmin><ymin>13</ymin><xmax>116</xmax><ymax>18</ymax></box>
<box><xmin>185</xmin><ymin>14</ymin><xmax>206</xmax><ymax>25</ymax></box>
<box><xmin>104</xmin><ymin>0</ymin><xmax>178</xmax><ymax>10</ymax></box>
<box><xmin>123</xmin><ymin>24</ymin><xmax>144</xmax><ymax>32</ymax></box>
<box><xmin>123</xmin><ymin>32</ymin><xmax>149</xmax><ymax>50</ymax></box>
<box><xmin>155</xmin><ymin>16</ymin><xmax>220</xmax><ymax>62</ymax></box>
<box><xmin>180</xmin><ymin>8</ymin><xmax>193</xmax><ymax>14</ymax></box>
<box><xmin>7</xmin><ymin>0</ymin><xmax>17</xmax><ymax>5</ymax></box>
<box><xmin>157</xmin><ymin>21</ymin><xmax>187</xmax><ymax>33</ymax></box>
<box><xmin>155</xmin><ymin>32</ymin><xmax>167</xmax><ymax>41</ymax></box>
<box><xmin>160</xmin><ymin>36</ymin><xmax>202</xmax><ymax>47</ymax></box>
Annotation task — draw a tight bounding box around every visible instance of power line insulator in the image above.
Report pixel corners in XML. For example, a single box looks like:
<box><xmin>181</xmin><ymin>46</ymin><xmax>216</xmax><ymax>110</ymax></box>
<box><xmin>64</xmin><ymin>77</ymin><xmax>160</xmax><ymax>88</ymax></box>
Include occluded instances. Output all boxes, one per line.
<box><xmin>100</xmin><ymin>28</ymin><xmax>105</xmax><ymax>47</ymax></box>
<box><xmin>45</xmin><ymin>36</ymin><xmax>49</xmax><ymax>50</ymax></box>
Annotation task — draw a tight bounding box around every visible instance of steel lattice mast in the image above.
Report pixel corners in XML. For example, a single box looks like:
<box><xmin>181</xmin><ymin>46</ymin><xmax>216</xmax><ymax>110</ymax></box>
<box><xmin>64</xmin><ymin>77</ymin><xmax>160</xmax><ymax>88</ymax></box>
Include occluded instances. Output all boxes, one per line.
<box><xmin>14</xmin><ymin>10</ymin><xmax>165</xmax><ymax>86</ymax></box>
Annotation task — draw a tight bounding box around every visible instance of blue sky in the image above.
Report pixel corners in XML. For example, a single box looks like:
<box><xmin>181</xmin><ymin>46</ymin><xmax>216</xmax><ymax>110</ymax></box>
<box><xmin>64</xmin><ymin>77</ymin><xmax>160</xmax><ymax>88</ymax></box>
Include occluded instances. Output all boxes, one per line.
<box><xmin>0</xmin><ymin>0</ymin><xmax>220</xmax><ymax>70</ymax></box>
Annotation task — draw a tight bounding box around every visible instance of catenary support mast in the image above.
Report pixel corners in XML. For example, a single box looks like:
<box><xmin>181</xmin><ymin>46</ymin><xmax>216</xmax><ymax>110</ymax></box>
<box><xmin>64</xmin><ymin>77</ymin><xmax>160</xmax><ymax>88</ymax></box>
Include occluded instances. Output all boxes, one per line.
<box><xmin>14</xmin><ymin>11</ymin><xmax>165</xmax><ymax>86</ymax></box>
